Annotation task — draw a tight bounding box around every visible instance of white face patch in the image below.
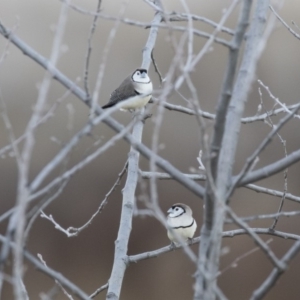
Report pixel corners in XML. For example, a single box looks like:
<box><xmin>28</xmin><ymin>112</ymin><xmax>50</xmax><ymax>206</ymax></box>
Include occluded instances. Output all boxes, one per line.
<box><xmin>168</xmin><ymin>206</ymin><xmax>185</xmax><ymax>218</ymax></box>
<box><xmin>132</xmin><ymin>70</ymin><xmax>150</xmax><ymax>83</ymax></box>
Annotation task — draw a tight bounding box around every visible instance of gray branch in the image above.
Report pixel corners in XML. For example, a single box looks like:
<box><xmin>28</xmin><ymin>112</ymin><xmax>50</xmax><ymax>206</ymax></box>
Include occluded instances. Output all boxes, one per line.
<box><xmin>195</xmin><ymin>1</ymin><xmax>253</xmax><ymax>298</ymax></box>
<box><xmin>128</xmin><ymin>228</ymin><xmax>300</xmax><ymax>264</ymax></box>
<box><xmin>156</xmin><ymin>99</ymin><xmax>300</xmax><ymax>124</ymax></box>
<box><xmin>229</xmin><ymin>102</ymin><xmax>300</xmax><ymax>197</ymax></box>
<box><xmin>106</xmin><ymin>8</ymin><xmax>163</xmax><ymax>300</ymax></box>
<box><xmin>240</xmin><ymin>148</ymin><xmax>300</xmax><ymax>186</ymax></box>
<box><xmin>251</xmin><ymin>239</ymin><xmax>300</xmax><ymax>300</ymax></box>
<box><xmin>140</xmin><ymin>171</ymin><xmax>300</xmax><ymax>204</ymax></box>
<box><xmin>0</xmin><ymin>19</ymin><xmax>205</xmax><ymax>200</ymax></box>
<box><xmin>195</xmin><ymin>1</ymin><xmax>271</xmax><ymax>299</ymax></box>
<box><xmin>0</xmin><ymin>235</ymin><xmax>90</xmax><ymax>300</ymax></box>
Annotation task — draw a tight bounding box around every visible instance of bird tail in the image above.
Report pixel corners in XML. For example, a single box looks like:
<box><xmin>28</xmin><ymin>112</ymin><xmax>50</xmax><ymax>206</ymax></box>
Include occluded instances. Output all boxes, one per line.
<box><xmin>102</xmin><ymin>103</ymin><xmax>114</xmax><ymax>109</ymax></box>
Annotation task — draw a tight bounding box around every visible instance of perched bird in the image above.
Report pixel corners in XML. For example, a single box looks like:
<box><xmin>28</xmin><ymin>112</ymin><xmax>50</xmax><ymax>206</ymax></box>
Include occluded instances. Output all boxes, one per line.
<box><xmin>167</xmin><ymin>203</ymin><xmax>197</xmax><ymax>245</ymax></box>
<box><xmin>102</xmin><ymin>68</ymin><xmax>153</xmax><ymax>111</ymax></box>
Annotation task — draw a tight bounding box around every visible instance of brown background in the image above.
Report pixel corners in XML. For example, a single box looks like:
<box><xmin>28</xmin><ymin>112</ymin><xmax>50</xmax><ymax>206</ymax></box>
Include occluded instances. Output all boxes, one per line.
<box><xmin>1</xmin><ymin>0</ymin><xmax>300</xmax><ymax>299</ymax></box>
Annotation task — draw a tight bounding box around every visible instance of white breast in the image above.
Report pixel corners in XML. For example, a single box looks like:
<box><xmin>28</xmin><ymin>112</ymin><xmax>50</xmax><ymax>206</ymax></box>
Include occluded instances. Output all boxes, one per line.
<box><xmin>119</xmin><ymin>81</ymin><xmax>153</xmax><ymax>110</ymax></box>
<box><xmin>167</xmin><ymin>217</ymin><xmax>197</xmax><ymax>244</ymax></box>
<box><xmin>134</xmin><ymin>81</ymin><xmax>153</xmax><ymax>95</ymax></box>
<box><xmin>119</xmin><ymin>94</ymin><xmax>152</xmax><ymax>110</ymax></box>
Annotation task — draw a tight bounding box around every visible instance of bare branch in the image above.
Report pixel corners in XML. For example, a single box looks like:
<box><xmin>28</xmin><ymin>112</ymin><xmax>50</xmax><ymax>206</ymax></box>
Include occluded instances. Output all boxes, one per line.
<box><xmin>38</xmin><ymin>254</ymin><xmax>74</xmax><ymax>300</ymax></box>
<box><xmin>196</xmin><ymin>1</ymin><xmax>271</xmax><ymax>298</ymax></box>
<box><xmin>269</xmin><ymin>5</ymin><xmax>300</xmax><ymax>40</ymax></box>
<box><xmin>219</xmin><ymin>239</ymin><xmax>272</xmax><ymax>276</ymax></box>
<box><xmin>240</xmin><ymin>149</ymin><xmax>300</xmax><ymax>186</ymax></box>
<box><xmin>175</xmin><ymin>0</ymin><xmax>239</xmax><ymax>90</ymax></box>
<box><xmin>106</xmin><ymin>4</ymin><xmax>163</xmax><ymax>299</ymax></box>
<box><xmin>90</xmin><ymin>3</ymin><xmax>125</xmax><ymax>118</ymax></box>
<box><xmin>90</xmin><ymin>283</ymin><xmax>108</xmax><ymax>298</ymax></box>
<box><xmin>251</xmin><ymin>239</ymin><xmax>300</xmax><ymax>300</ymax></box>
<box><xmin>61</xmin><ymin>0</ymin><xmax>232</xmax><ymax>47</ymax></box>
<box><xmin>40</xmin><ymin>162</ymin><xmax>127</xmax><ymax>237</ymax></box>
<box><xmin>226</xmin><ymin>207</ymin><xmax>285</xmax><ymax>270</ymax></box>
<box><xmin>0</xmin><ymin>20</ymin><xmax>205</xmax><ymax>200</ymax></box>
<box><xmin>7</xmin><ymin>2</ymin><xmax>71</xmax><ymax>298</ymax></box>
<box><xmin>24</xmin><ymin>181</ymin><xmax>68</xmax><ymax>242</ymax></box>
<box><xmin>225</xmin><ymin>211</ymin><xmax>300</xmax><ymax>223</ymax></box>
<box><xmin>229</xmin><ymin>102</ymin><xmax>300</xmax><ymax>198</ymax></box>
<box><xmin>0</xmin><ymin>235</ymin><xmax>90</xmax><ymax>300</ymax></box>
<box><xmin>195</xmin><ymin>0</ymin><xmax>253</xmax><ymax>297</ymax></box>
<box><xmin>140</xmin><ymin>171</ymin><xmax>300</xmax><ymax>204</ymax></box>
<box><xmin>151</xmin><ymin>51</ymin><xmax>164</xmax><ymax>85</ymax></box>
<box><xmin>244</xmin><ymin>184</ymin><xmax>300</xmax><ymax>203</ymax></box>
<box><xmin>128</xmin><ymin>229</ymin><xmax>300</xmax><ymax>264</ymax></box>
<box><xmin>29</xmin><ymin>121</ymin><xmax>133</xmax><ymax>201</ymax></box>
<box><xmin>83</xmin><ymin>0</ymin><xmax>102</xmax><ymax>99</ymax></box>
<box><xmin>258</xmin><ymin>80</ymin><xmax>300</xmax><ymax>119</ymax></box>
<box><xmin>169</xmin><ymin>13</ymin><xmax>235</xmax><ymax>35</ymax></box>
<box><xmin>150</xmin><ymin>98</ymin><xmax>300</xmax><ymax>125</ymax></box>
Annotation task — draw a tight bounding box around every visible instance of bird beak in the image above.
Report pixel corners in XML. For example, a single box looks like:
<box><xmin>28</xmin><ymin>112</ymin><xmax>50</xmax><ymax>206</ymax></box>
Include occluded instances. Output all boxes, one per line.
<box><xmin>167</xmin><ymin>208</ymin><xmax>172</xmax><ymax>214</ymax></box>
<box><xmin>141</xmin><ymin>72</ymin><xmax>146</xmax><ymax>78</ymax></box>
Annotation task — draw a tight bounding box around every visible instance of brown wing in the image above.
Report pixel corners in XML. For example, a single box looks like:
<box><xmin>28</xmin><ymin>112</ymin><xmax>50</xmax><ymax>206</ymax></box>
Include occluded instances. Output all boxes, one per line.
<box><xmin>102</xmin><ymin>75</ymin><xmax>137</xmax><ymax>109</ymax></box>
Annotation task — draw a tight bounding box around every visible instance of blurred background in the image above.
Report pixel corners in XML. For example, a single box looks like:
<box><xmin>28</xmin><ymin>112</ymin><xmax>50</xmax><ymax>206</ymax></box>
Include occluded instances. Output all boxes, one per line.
<box><xmin>1</xmin><ymin>0</ymin><xmax>300</xmax><ymax>299</ymax></box>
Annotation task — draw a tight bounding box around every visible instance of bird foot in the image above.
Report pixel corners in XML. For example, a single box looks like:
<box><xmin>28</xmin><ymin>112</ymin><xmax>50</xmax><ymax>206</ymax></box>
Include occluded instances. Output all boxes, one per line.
<box><xmin>188</xmin><ymin>238</ymin><xmax>194</xmax><ymax>245</ymax></box>
<box><xmin>170</xmin><ymin>242</ymin><xmax>176</xmax><ymax>250</ymax></box>
<box><xmin>142</xmin><ymin>113</ymin><xmax>152</xmax><ymax>123</ymax></box>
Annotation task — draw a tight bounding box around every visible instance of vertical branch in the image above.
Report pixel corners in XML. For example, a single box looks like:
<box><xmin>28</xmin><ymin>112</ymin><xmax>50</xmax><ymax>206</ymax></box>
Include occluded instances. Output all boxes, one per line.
<box><xmin>106</xmin><ymin>6</ymin><xmax>163</xmax><ymax>300</ymax></box>
<box><xmin>5</xmin><ymin>2</ymin><xmax>71</xmax><ymax>299</ymax></box>
<box><xmin>217</xmin><ymin>0</ymin><xmax>269</xmax><ymax>197</ymax></box>
<box><xmin>251</xmin><ymin>239</ymin><xmax>300</xmax><ymax>300</ymax></box>
<box><xmin>105</xmin><ymin>121</ymin><xmax>143</xmax><ymax>300</ymax></box>
<box><xmin>83</xmin><ymin>0</ymin><xmax>102</xmax><ymax>99</ymax></box>
<box><xmin>90</xmin><ymin>2</ymin><xmax>126</xmax><ymax>118</ymax></box>
<box><xmin>195</xmin><ymin>1</ymin><xmax>252</xmax><ymax>298</ymax></box>
<box><xmin>194</xmin><ymin>1</ymin><xmax>270</xmax><ymax>299</ymax></box>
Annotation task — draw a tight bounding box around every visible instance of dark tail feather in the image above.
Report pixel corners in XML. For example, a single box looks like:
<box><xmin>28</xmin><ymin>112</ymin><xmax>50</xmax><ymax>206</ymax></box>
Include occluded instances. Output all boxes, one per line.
<box><xmin>102</xmin><ymin>102</ymin><xmax>115</xmax><ymax>109</ymax></box>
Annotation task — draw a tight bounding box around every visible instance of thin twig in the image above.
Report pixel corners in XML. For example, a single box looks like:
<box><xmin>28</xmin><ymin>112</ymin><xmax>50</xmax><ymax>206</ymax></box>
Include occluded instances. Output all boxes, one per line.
<box><xmin>240</xmin><ymin>148</ymin><xmax>300</xmax><ymax>186</ymax></box>
<box><xmin>269</xmin><ymin>5</ymin><xmax>300</xmax><ymax>40</ymax></box>
<box><xmin>219</xmin><ymin>239</ymin><xmax>273</xmax><ymax>277</ymax></box>
<box><xmin>257</xmin><ymin>84</ymin><xmax>289</xmax><ymax>230</ymax></box>
<box><xmin>83</xmin><ymin>0</ymin><xmax>102</xmax><ymax>99</ymax></box>
<box><xmin>0</xmin><ymin>17</ymin><xmax>206</xmax><ymax>200</ymax></box>
<box><xmin>140</xmin><ymin>171</ymin><xmax>300</xmax><ymax>204</ymax></box>
<box><xmin>38</xmin><ymin>254</ymin><xmax>74</xmax><ymax>300</ymax></box>
<box><xmin>90</xmin><ymin>2</ymin><xmax>126</xmax><ymax>118</ymax></box>
<box><xmin>128</xmin><ymin>228</ymin><xmax>300</xmax><ymax>264</ymax></box>
<box><xmin>228</xmin><ymin>102</ymin><xmax>300</xmax><ymax>199</ymax></box>
<box><xmin>151</xmin><ymin>50</ymin><xmax>163</xmax><ymax>85</ymax></box>
<box><xmin>41</xmin><ymin>162</ymin><xmax>127</xmax><ymax>237</ymax></box>
<box><xmin>226</xmin><ymin>207</ymin><xmax>285</xmax><ymax>271</ymax></box>
<box><xmin>0</xmin><ymin>235</ymin><xmax>90</xmax><ymax>300</ymax></box>
<box><xmin>24</xmin><ymin>181</ymin><xmax>68</xmax><ymax>243</ymax></box>
<box><xmin>251</xmin><ymin>239</ymin><xmax>300</xmax><ymax>300</ymax></box>
<box><xmin>225</xmin><ymin>211</ymin><xmax>300</xmax><ymax>223</ymax></box>
<box><xmin>90</xmin><ymin>283</ymin><xmax>108</xmax><ymax>298</ymax></box>
<box><xmin>29</xmin><ymin>121</ymin><xmax>133</xmax><ymax>202</ymax></box>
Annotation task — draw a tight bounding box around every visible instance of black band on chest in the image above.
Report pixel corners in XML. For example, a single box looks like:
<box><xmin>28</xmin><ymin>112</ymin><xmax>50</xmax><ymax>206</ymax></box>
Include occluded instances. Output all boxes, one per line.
<box><xmin>172</xmin><ymin>219</ymin><xmax>195</xmax><ymax>229</ymax></box>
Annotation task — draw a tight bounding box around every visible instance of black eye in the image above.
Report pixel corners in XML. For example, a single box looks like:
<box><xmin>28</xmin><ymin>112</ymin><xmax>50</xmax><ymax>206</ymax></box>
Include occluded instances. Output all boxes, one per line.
<box><xmin>175</xmin><ymin>207</ymin><xmax>179</xmax><ymax>211</ymax></box>
<box><xmin>137</xmin><ymin>71</ymin><xmax>140</xmax><ymax>75</ymax></box>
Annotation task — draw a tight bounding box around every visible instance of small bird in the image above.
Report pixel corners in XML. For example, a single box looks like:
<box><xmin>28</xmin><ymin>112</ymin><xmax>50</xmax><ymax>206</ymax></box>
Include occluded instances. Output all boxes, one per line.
<box><xmin>102</xmin><ymin>68</ymin><xmax>153</xmax><ymax>111</ymax></box>
<box><xmin>167</xmin><ymin>203</ymin><xmax>197</xmax><ymax>245</ymax></box>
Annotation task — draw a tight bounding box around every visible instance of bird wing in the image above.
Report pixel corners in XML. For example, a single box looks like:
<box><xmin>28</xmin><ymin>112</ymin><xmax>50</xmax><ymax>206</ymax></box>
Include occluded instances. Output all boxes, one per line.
<box><xmin>103</xmin><ymin>76</ymin><xmax>138</xmax><ymax>108</ymax></box>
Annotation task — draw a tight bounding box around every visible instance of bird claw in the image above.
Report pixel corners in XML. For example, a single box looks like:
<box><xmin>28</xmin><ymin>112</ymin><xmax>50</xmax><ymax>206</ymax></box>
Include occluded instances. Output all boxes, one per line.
<box><xmin>170</xmin><ymin>242</ymin><xmax>176</xmax><ymax>249</ymax></box>
<box><xmin>142</xmin><ymin>113</ymin><xmax>152</xmax><ymax>123</ymax></box>
<box><xmin>188</xmin><ymin>238</ymin><xmax>194</xmax><ymax>245</ymax></box>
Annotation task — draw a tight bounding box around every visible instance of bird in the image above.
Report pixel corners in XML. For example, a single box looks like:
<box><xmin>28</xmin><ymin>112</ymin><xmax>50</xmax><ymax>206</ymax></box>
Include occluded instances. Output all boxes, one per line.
<box><xmin>166</xmin><ymin>203</ymin><xmax>197</xmax><ymax>245</ymax></box>
<box><xmin>102</xmin><ymin>68</ymin><xmax>153</xmax><ymax>111</ymax></box>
